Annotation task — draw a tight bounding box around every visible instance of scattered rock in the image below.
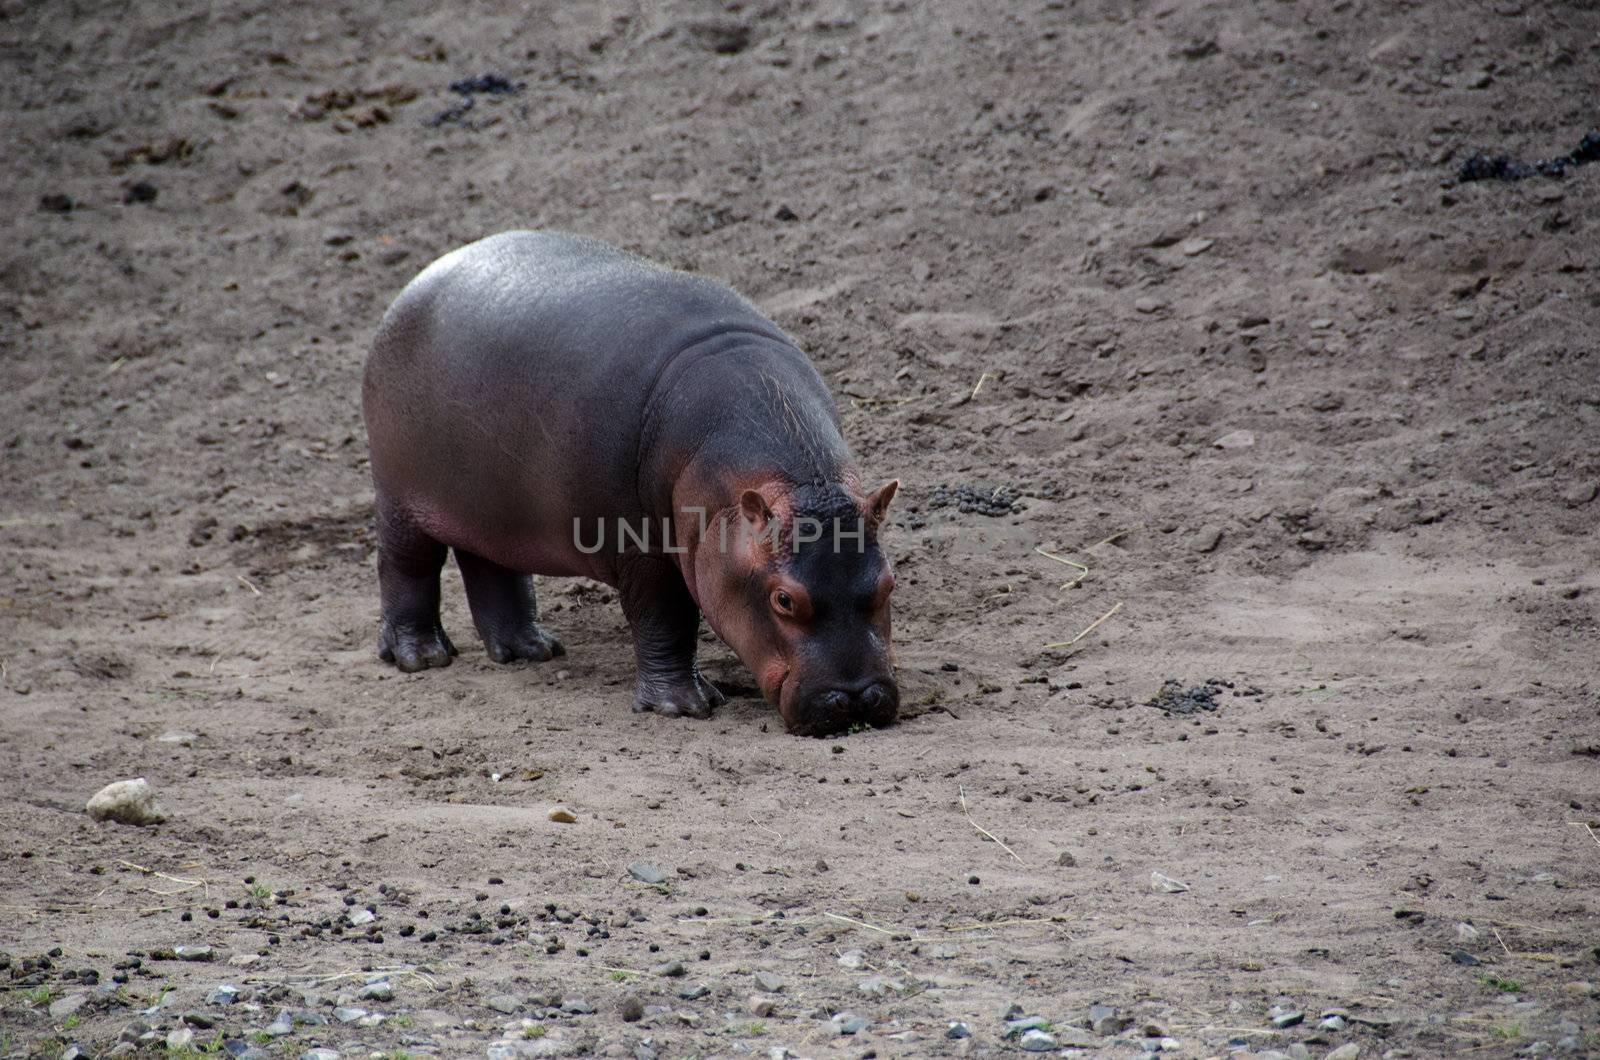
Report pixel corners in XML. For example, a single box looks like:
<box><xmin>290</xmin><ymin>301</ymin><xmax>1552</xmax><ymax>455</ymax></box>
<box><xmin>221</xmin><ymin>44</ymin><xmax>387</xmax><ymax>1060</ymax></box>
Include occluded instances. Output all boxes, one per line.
<box><xmin>857</xmin><ymin>975</ymin><xmax>903</xmax><ymax>998</ymax></box>
<box><xmin>40</xmin><ymin>193</ymin><xmax>74</xmax><ymax>213</ymax></box>
<box><xmin>299</xmin><ymin>1050</ymin><xmax>341</xmax><ymax>1060</ymax></box>
<box><xmin>753</xmin><ymin>971</ymin><xmax>785</xmax><ymax>992</ymax></box>
<box><xmin>486</xmin><ymin>994</ymin><xmax>522</xmax><ymax>1014</ymax></box>
<box><xmin>747</xmin><ymin>994</ymin><xmax>777</xmax><ymax>1017</ymax></box>
<box><xmin>1180</xmin><ymin>237</ymin><xmax>1215</xmax><ymax>256</ymax></box>
<box><xmin>1004</xmin><ymin>1015</ymin><xmax>1051</xmax><ymax>1038</ymax></box>
<box><xmin>332</xmin><ymin>1006</ymin><xmax>367</xmax><ymax>1023</ymax></box>
<box><xmin>357</xmin><ymin>979</ymin><xmax>391</xmax><ymax>1000</ymax></box>
<box><xmin>1449</xmin><ymin>949</ymin><xmax>1481</xmax><ymax>966</ymax></box>
<box><xmin>945</xmin><ymin>1021</ymin><xmax>971</xmax><ymax>1039</ymax></box>
<box><xmin>833</xmin><ymin>1014</ymin><xmax>870</xmax><ymax>1035</ymax></box>
<box><xmin>1150</xmin><ymin>871</ymin><xmax>1190</xmax><ymax>893</ymax></box>
<box><xmin>1089</xmin><ymin>1004</ymin><xmax>1130</xmax><ymax>1035</ymax></box>
<box><xmin>1213</xmin><ymin>429</ymin><xmax>1256</xmax><ymax>450</ymax></box>
<box><xmin>1327</xmin><ymin>1045</ymin><xmax>1361</xmax><ymax>1060</ymax></box>
<box><xmin>619</xmin><ymin>995</ymin><xmax>645</xmax><ymax>1022</ymax></box>
<box><xmin>166</xmin><ymin>1028</ymin><xmax>195</xmax><ymax>1051</ymax></box>
<box><xmin>348</xmin><ymin>909</ymin><xmax>376</xmax><ymax>927</ymax></box>
<box><xmin>837</xmin><ymin>950</ymin><xmax>866</xmax><ymax>969</ymax></box>
<box><xmin>677</xmin><ymin>983</ymin><xmax>709</xmax><ymax>1000</ymax></box>
<box><xmin>86</xmin><ymin>778</ymin><xmax>165</xmax><ymax>825</ymax></box>
<box><xmin>1135</xmin><ymin>296</ymin><xmax>1167</xmax><ymax>314</ymax></box>
<box><xmin>548</xmin><ymin>807</ymin><xmax>577</xmax><ymax>823</ymax></box>
<box><xmin>560</xmin><ymin>998</ymin><xmax>594</xmax><ymax>1015</ymax></box>
<box><xmin>652</xmin><ymin>960</ymin><xmax>685</xmax><ymax>977</ymax></box>
<box><xmin>628</xmin><ymin>862</ymin><xmax>668</xmax><ymax>885</ymax></box>
<box><xmin>155</xmin><ymin>730</ymin><xmax>198</xmax><ymax>745</ymax></box>
<box><xmin>1562</xmin><ymin>481</ymin><xmax>1598</xmax><ymax>507</ymax></box>
<box><xmin>1269</xmin><ymin>1006</ymin><xmax>1304</xmax><ymax>1029</ymax></box>
<box><xmin>206</xmin><ymin>985</ymin><xmax>240</xmax><ymax>1005</ymax></box>
<box><xmin>1019</xmin><ymin>1028</ymin><xmax>1058</xmax><ymax>1051</ymax></box>
<box><xmin>1188</xmin><ymin>525</ymin><xmax>1223</xmax><ymax>553</ymax></box>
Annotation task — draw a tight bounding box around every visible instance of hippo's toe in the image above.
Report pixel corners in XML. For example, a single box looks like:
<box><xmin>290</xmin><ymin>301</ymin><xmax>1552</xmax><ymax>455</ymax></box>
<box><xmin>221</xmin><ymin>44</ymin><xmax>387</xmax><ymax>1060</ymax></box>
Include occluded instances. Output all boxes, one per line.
<box><xmin>483</xmin><ymin>624</ymin><xmax>565</xmax><ymax>664</ymax></box>
<box><xmin>633</xmin><ymin>672</ymin><xmax>720</xmax><ymax>719</ymax></box>
<box><xmin>379</xmin><ymin>620</ymin><xmax>458</xmax><ymax>672</ymax></box>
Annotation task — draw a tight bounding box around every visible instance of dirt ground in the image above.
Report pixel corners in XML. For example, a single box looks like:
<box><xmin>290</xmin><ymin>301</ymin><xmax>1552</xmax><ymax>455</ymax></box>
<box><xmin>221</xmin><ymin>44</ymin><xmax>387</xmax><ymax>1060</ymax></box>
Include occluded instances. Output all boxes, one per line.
<box><xmin>3</xmin><ymin>1</ymin><xmax>1598</xmax><ymax>1058</ymax></box>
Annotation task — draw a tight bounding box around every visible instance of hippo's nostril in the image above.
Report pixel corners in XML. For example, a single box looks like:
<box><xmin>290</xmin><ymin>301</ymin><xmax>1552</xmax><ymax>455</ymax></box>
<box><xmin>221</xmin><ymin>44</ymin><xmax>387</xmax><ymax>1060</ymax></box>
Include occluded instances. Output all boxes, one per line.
<box><xmin>860</xmin><ymin>685</ymin><xmax>888</xmax><ymax>713</ymax></box>
<box><xmin>819</xmin><ymin>690</ymin><xmax>850</xmax><ymax>716</ymax></box>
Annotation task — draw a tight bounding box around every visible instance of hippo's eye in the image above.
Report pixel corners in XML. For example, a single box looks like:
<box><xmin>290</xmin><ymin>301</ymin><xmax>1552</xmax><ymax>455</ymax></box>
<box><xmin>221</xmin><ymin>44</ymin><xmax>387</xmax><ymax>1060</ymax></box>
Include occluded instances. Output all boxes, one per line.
<box><xmin>772</xmin><ymin>589</ymin><xmax>795</xmax><ymax>615</ymax></box>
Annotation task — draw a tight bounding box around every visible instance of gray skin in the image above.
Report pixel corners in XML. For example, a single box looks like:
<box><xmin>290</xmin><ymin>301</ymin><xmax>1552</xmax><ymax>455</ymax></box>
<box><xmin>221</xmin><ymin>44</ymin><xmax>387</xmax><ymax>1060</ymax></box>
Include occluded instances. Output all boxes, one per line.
<box><xmin>362</xmin><ymin>231</ymin><xmax>899</xmax><ymax>737</ymax></box>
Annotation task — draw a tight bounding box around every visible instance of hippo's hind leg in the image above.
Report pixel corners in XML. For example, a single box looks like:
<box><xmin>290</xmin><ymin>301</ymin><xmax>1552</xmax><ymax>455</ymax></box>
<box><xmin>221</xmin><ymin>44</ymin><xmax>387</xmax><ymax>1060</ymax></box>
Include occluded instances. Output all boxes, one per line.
<box><xmin>455</xmin><ymin>550</ymin><xmax>565</xmax><ymax>663</ymax></box>
<box><xmin>375</xmin><ymin>495</ymin><xmax>457</xmax><ymax>672</ymax></box>
<box><xmin>618</xmin><ymin>555</ymin><xmax>726</xmax><ymax>719</ymax></box>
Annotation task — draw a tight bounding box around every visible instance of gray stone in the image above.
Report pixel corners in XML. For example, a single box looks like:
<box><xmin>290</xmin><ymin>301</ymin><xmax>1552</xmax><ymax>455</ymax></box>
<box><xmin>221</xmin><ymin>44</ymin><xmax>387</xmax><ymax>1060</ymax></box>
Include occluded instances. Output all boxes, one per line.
<box><xmin>332</xmin><ymin>1007</ymin><xmax>367</xmax><ymax>1023</ymax></box>
<box><xmin>945</xmin><ymin>1021</ymin><xmax>971</xmax><ymax>1040</ymax></box>
<box><xmin>348</xmin><ymin>909</ymin><xmax>375</xmax><ymax>927</ymax></box>
<box><xmin>1019</xmin><ymin>1029</ymin><xmax>1058</xmax><ymax>1051</ymax></box>
<box><xmin>166</xmin><ymin>1028</ymin><xmax>195</xmax><ymax>1051</ymax></box>
<box><xmin>174</xmin><ymin>945</ymin><xmax>215</xmax><ymax>961</ymax></box>
<box><xmin>560</xmin><ymin>998</ymin><xmax>594</xmax><ymax>1015</ymax></box>
<box><xmin>857</xmin><ymin>975</ymin><xmax>903</xmax><ymax>998</ymax></box>
<box><xmin>1563</xmin><ymin>482</ymin><xmax>1598</xmax><ymax>507</ymax></box>
<box><xmin>206</xmin><ymin>985</ymin><xmax>240</xmax><ymax>1005</ymax></box>
<box><xmin>677</xmin><ymin>983</ymin><xmax>709</xmax><ymax>1000</ymax></box>
<box><xmin>1188</xmin><ymin>526</ymin><xmax>1223</xmax><ymax>553</ymax></box>
<box><xmin>357</xmin><ymin>980</ymin><xmax>391</xmax><ymax>1001</ymax></box>
<box><xmin>486</xmin><ymin>994</ymin><xmax>522</xmax><ymax>1015</ymax></box>
<box><xmin>627</xmin><ymin>862</ymin><xmax>668</xmax><ymax>885</ymax></box>
<box><xmin>1089</xmin><ymin>1005</ymin><xmax>1129</xmax><ymax>1035</ymax></box>
<box><xmin>753</xmin><ymin>971</ymin><xmax>785</xmax><ymax>993</ymax></box>
<box><xmin>1320</xmin><ymin>1015</ymin><xmax>1348</xmax><ymax>1031</ymax></box>
<box><xmin>1326</xmin><ymin>1046</ymin><xmax>1361</xmax><ymax>1060</ymax></box>
<box><xmin>299</xmin><ymin>1050</ymin><xmax>341</xmax><ymax>1060</ymax></box>
<box><xmin>833</xmin><ymin>1014</ymin><xmax>869</xmax><ymax>1035</ymax></box>
<box><xmin>86</xmin><ymin>778</ymin><xmax>165</xmax><ymax>825</ymax></box>
<box><xmin>1269</xmin><ymin>1008</ymin><xmax>1304</xmax><ymax>1029</ymax></box>
<box><xmin>1004</xmin><ymin>1016</ymin><xmax>1051</xmax><ymax>1038</ymax></box>
<box><xmin>1149</xmin><ymin>871</ymin><xmax>1189</xmax><ymax>893</ymax></box>
<box><xmin>652</xmin><ymin>960</ymin><xmax>685</xmax><ymax>977</ymax></box>
<box><xmin>264</xmin><ymin>1010</ymin><xmax>294</xmax><ymax>1037</ymax></box>
<box><xmin>837</xmin><ymin>949</ymin><xmax>866</xmax><ymax>969</ymax></box>
<box><xmin>746</xmin><ymin>995</ymin><xmax>777</xmax><ymax>1017</ymax></box>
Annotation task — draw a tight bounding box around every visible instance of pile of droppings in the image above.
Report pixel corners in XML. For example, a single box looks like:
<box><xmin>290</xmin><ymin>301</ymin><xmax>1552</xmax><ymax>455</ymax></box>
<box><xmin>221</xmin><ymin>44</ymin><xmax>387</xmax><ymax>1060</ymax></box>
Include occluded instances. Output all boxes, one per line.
<box><xmin>929</xmin><ymin>484</ymin><xmax>1021</xmax><ymax>516</ymax></box>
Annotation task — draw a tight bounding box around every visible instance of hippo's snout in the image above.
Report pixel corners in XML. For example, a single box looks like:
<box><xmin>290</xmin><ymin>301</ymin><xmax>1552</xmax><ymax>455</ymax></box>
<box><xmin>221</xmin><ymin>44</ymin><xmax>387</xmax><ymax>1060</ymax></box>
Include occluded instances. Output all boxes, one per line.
<box><xmin>789</xmin><ymin>678</ymin><xmax>898</xmax><ymax>737</ymax></box>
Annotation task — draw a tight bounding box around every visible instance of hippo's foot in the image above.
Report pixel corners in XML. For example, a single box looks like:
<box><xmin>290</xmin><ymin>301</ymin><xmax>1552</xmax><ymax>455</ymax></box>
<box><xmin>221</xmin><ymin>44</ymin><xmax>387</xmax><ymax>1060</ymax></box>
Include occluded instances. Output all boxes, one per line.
<box><xmin>378</xmin><ymin>618</ymin><xmax>458</xmax><ymax>673</ymax></box>
<box><xmin>632</xmin><ymin>669</ymin><xmax>725</xmax><ymax>719</ymax></box>
<box><xmin>483</xmin><ymin>623</ymin><xmax>565</xmax><ymax>664</ymax></box>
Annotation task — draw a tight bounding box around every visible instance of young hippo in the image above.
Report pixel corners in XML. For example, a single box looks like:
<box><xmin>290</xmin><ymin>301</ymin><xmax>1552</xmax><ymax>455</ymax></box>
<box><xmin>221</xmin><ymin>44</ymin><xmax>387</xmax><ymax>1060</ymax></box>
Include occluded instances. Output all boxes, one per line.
<box><xmin>362</xmin><ymin>231</ymin><xmax>899</xmax><ymax>737</ymax></box>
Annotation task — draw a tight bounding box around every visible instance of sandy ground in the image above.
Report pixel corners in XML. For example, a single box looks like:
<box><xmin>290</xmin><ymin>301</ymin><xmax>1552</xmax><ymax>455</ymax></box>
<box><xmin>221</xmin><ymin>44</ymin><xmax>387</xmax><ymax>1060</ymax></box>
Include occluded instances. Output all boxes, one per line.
<box><xmin>2</xmin><ymin>1</ymin><xmax>1598</xmax><ymax>1058</ymax></box>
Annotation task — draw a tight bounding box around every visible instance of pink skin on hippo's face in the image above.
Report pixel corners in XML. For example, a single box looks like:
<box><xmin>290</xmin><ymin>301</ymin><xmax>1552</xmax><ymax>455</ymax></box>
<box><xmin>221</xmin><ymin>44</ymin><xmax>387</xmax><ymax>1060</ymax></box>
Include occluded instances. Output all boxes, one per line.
<box><xmin>692</xmin><ymin>481</ymin><xmax>899</xmax><ymax>737</ymax></box>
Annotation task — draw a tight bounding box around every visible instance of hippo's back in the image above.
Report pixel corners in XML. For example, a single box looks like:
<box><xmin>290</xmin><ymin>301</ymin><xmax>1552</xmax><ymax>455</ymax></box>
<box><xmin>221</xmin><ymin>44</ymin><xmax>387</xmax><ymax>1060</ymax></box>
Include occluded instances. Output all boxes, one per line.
<box><xmin>362</xmin><ymin>231</ymin><xmax>792</xmax><ymax>578</ymax></box>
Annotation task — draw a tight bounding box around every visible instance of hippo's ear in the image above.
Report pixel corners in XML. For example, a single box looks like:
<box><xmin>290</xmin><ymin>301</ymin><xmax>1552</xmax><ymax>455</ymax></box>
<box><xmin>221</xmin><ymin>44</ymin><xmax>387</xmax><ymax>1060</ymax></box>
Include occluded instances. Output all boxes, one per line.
<box><xmin>739</xmin><ymin>489</ymin><xmax>774</xmax><ymax>534</ymax></box>
<box><xmin>865</xmin><ymin>479</ymin><xmax>899</xmax><ymax>528</ymax></box>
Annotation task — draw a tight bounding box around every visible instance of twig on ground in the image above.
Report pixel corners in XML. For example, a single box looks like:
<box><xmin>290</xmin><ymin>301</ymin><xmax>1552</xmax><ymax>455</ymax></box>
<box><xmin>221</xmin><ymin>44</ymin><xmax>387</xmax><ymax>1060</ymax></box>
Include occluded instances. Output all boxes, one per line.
<box><xmin>236</xmin><ymin>574</ymin><xmax>262</xmax><ymax>595</ymax></box>
<box><xmin>1570</xmin><ymin>821</ymin><xmax>1600</xmax><ymax>852</ymax></box>
<box><xmin>1492</xmin><ymin>926</ymin><xmax>1512</xmax><ymax>956</ymax></box>
<box><xmin>1034</xmin><ymin>545</ymin><xmax>1089</xmax><ymax>590</ymax></box>
<box><xmin>958</xmin><ymin>785</ymin><xmax>1024</xmax><ymax>864</ymax></box>
<box><xmin>117</xmin><ymin>859</ymin><xmax>210</xmax><ymax>898</ymax></box>
<box><xmin>822</xmin><ymin>911</ymin><xmax>897</xmax><ymax>936</ymax></box>
<box><xmin>1044</xmin><ymin>600</ymin><xmax>1123</xmax><ymax>649</ymax></box>
<box><xmin>746</xmin><ymin>810</ymin><xmax>783</xmax><ymax>840</ymax></box>
<box><xmin>970</xmin><ymin>371</ymin><xmax>992</xmax><ymax>400</ymax></box>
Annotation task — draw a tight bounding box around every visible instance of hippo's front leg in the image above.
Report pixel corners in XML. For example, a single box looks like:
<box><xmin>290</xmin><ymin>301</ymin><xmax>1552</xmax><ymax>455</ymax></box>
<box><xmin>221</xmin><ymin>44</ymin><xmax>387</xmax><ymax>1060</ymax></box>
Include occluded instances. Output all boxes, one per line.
<box><xmin>618</xmin><ymin>555</ymin><xmax>726</xmax><ymax>719</ymax></box>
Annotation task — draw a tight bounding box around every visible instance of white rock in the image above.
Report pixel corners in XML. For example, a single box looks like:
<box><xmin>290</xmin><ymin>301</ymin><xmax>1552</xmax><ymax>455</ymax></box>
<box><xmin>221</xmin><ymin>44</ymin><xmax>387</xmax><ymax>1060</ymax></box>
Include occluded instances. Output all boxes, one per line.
<box><xmin>1150</xmin><ymin>870</ymin><xmax>1190</xmax><ymax>893</ymax></box>
<box><xmin>1213</xmin><ymin>429</ymin><xmax>1256</xmax><ymax>450</ymax></box>
<box><xmin>1327</xmin><ymin>1045</ymin><xmax>1362</xmax><ymax>1060</ymax></box>
<box><xmin>86</xmin><ymin>778</ymin><xmax>164</xmax><ymax>825</ymax></box>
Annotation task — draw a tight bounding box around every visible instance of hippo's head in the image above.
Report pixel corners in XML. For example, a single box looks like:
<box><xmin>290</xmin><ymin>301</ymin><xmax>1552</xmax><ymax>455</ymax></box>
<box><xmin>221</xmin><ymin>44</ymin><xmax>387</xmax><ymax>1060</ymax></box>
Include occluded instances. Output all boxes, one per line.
<box><xmin>694</xmin><ymin>479</ymin><xmax>899</xmax><ymax>737</ymax></box>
